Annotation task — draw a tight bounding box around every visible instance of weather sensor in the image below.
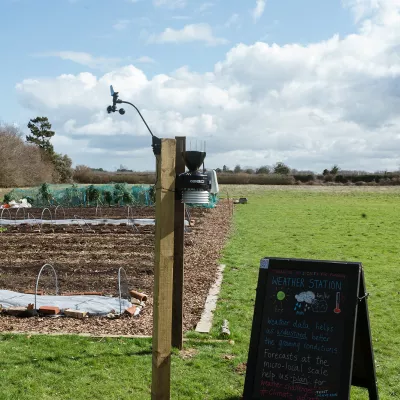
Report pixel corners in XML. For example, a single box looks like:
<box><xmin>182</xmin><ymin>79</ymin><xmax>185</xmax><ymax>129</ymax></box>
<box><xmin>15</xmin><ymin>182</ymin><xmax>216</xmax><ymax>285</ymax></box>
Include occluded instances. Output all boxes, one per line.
<box><xmin>106</xmin><ymin>85</ymin><xmax>161</xmax><ymax>155</ymax></box>
<box><xmin>176</xmin><ymin>146</ymin><xmax>218</xmax><ymax>204</ymax></box>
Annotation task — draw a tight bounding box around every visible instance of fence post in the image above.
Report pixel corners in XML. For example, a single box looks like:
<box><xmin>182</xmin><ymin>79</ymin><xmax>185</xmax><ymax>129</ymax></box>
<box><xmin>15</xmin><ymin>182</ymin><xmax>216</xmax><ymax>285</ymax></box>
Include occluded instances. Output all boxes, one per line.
<box><xmin>152</xmin><ymin>138</ymin><xmax>176</xmax><ymax>400</ymax></box>
<box><xmin>172</xmin><ymin>136</ymin><xmax>186</xmax><ymax>349</ymax></box>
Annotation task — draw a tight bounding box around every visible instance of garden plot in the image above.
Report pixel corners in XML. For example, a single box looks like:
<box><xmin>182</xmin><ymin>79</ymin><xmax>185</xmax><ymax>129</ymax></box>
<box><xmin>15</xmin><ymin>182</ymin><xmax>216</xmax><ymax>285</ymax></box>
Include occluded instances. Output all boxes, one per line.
<box><xmin>0</xmin><ymin>201</ymin><xmax>231</xmax><ymax>335</ymax></box>
<box><xmin>0</xmin><ymin>205</ymin><xmax>197</xmax><ymax>234</ymax></box>
<box><xmin>5</xmin><ymin>205</ymin><xmax>157</xmax><ymax>220</ymax></box>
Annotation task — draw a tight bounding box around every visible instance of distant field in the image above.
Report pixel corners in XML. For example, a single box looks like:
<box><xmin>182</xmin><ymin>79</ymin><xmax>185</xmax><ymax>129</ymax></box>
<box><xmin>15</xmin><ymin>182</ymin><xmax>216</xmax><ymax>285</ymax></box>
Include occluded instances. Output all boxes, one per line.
<box><xmin>219</xmin><ymin>183</ymin><xmax>400</xmax><ymax>196</ymax></box>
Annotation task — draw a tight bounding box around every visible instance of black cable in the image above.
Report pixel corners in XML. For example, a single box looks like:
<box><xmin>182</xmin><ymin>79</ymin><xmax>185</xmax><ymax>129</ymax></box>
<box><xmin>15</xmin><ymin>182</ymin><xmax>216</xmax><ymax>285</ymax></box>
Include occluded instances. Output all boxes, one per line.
<box><xmin>118</xmin><ymin>100</ymin><xmax>155</xmax><ymax>138</ymax></box>
<box><xmin>153</xmin><ymin>156</ymin><xmax>175</xmax><ymax>193</ymax></box>
<box><xmin>110</xmin><ymin>97</ymin><xmax>175</xmax><ymax>194</ymax></box>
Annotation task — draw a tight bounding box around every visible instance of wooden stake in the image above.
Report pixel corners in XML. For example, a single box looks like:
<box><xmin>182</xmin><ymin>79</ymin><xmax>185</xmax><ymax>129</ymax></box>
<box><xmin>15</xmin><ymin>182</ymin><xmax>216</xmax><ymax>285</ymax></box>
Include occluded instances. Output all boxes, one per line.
<box><xmin>172</xmin><ymin>136</ymin><xmax>186</xmax><ymax>349</ymax></box>
<box><xmin>152</xmin><ymin>139</ymin><xmax>176</xmax><ymax>400</ymax></box>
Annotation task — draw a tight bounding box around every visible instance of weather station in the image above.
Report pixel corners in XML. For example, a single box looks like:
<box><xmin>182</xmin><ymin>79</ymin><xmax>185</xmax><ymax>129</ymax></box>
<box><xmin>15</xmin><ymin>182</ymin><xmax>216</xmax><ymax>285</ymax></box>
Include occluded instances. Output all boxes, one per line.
<box><xmin>107</xmin><ymin>85</ymin><xmax>218</xmax><ymax>203</ymax></box>
<box><xmin>106</xmin><ymin>85</ymin><xmax>219</xmax><ymax>400</ymax></box>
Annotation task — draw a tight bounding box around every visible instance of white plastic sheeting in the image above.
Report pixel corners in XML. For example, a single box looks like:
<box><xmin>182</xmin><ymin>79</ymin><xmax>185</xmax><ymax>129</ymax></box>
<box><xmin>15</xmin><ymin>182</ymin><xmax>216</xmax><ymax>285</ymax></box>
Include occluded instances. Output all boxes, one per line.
<box><xmin>0</xmin><ymin>290</ymin><xmax>131</xmax><ymax>315</ymax></box>
<box><xmin>1</xmin><ymin>199</ymin><xmax>32</xmax><ymax>209</ymax></box>
<box><xmin>0</xmin><ymin>218</ymin><xmax>189</xmax><ymax>226</ymax></box>
<box><xmin>207</xmin><ymin>170</ymin><xmax>219</xmax><ymax>194</ymax></box>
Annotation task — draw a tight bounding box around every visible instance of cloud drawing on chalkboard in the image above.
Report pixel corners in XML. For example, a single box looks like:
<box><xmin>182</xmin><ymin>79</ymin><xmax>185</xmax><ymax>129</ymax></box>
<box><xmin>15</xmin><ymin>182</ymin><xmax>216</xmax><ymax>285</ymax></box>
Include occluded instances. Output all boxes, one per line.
<box><xmin>295</xmin><ymin>291</ymin><xmax>315</xmax><ymax>304</ymax></box>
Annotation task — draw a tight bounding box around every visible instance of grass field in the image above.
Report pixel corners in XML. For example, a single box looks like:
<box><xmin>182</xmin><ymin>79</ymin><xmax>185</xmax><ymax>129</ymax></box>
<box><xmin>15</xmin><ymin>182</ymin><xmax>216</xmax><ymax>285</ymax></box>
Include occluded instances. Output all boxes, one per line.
<box><xmin>0</xmin><ymin>186</ymin><xmax>399</xmax><ymax>399</ymax></box>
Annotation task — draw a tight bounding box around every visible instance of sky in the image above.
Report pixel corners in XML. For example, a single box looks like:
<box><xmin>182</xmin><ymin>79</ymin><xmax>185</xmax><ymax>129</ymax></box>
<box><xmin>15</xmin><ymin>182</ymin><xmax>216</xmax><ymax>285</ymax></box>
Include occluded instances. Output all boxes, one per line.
<box><xmin>1</xmin><ymin>0</ymin><xmax>400</xmax><ymax>172</ymax></box>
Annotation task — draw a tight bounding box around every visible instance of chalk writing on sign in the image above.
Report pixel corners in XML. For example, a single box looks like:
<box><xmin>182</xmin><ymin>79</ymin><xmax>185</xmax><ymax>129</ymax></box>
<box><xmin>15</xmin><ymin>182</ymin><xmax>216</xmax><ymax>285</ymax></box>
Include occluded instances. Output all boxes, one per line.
<box><xmin>253</xmin><ymin>269</ymin><xmax>347</xmax><ymax>399</ymax></box>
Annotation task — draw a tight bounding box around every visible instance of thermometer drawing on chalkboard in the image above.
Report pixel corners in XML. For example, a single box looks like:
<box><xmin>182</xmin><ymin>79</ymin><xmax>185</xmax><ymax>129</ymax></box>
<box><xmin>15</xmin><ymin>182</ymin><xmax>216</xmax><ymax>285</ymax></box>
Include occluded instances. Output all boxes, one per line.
<box><xmin>334</xmin><ymin>292</ymin><xmax>341</xmax><ymax>314</ymax></box>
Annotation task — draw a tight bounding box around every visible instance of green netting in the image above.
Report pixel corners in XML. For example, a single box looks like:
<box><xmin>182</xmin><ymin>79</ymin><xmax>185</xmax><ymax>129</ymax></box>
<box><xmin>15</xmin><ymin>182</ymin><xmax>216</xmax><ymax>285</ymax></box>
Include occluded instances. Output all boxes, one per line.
<box><xmin>3</xmin><ymin>183</ymin><xmax>218</xmax><ymax>208</ymax></box>
<box><xmin>4</xmin><ymin>183</ymin><xmax>153</xmax><ymax>208</ymax></box>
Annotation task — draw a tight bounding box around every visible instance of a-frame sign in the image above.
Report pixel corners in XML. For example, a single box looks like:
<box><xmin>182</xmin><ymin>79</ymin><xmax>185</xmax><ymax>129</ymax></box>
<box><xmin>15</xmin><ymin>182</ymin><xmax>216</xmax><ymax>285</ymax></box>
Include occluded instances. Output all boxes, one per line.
<box><xmin>243</xmin><ymin>258</ymin><xmax>379</xmax><ymax>399</ymax></box>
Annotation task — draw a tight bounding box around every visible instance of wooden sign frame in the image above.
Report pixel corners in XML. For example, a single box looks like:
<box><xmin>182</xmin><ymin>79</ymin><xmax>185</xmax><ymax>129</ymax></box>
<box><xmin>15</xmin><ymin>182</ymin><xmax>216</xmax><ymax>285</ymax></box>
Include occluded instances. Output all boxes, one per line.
<box><xmin>243</xmin><ymin>257</ymin><xmax>379</xmax><ymax>400</ymax></box>
<box><xmin>352</xmin><ymin>270</ymin><xmax>379</xmax><ymax>399</ymax></box>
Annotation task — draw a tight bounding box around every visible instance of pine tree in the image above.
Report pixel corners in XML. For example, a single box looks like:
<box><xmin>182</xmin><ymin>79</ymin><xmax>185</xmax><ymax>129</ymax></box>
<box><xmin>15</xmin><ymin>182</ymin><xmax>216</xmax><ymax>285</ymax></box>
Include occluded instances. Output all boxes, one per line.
<box><xmin>330</xmin><ymin>165</ymin><xmax>340</xmax><ymax>175</ymax></box>
<box><xmin>273</xmin><ymin>162</ymin><xmax>290</xmax><ymax>175</ymax></box>
<box><xmin>26</xmin><ymin>117</ymin><xmax>55</xmax><ymax>155</ymax></box>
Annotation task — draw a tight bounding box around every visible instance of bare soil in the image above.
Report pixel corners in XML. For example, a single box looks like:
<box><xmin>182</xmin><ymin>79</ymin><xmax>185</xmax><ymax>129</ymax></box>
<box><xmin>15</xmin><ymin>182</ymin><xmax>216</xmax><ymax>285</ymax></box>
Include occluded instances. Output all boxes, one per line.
<box><xmin>0</xmin><ymin>202</ymin><xmax>232</xmax><ymax>335</ymax></box>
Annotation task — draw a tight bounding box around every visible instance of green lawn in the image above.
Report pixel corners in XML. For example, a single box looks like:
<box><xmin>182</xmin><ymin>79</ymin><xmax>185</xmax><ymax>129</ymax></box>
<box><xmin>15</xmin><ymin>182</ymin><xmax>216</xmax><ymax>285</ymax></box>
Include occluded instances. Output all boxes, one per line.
<box><xmin>1</xmin><ymin>186</ymin><xmax>399</xmax><ymax>399</ymax></box>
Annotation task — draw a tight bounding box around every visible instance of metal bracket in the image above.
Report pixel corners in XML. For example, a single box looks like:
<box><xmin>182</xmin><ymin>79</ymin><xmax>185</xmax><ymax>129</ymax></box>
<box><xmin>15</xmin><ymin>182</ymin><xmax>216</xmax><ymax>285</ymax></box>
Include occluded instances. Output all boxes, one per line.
<box><xmin>358</xmin><ymin>292</ymin><xmax>370</xmax><ymax>302</ymax></box>
<box><xmin>152</xmin><ymin>136</ymin><xmax>161</xmax><ymax>156</ymax></box>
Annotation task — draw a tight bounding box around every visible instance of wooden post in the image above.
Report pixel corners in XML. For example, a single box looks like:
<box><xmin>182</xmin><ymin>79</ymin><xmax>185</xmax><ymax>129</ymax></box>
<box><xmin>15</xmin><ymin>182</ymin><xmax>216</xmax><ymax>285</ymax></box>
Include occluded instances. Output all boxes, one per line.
<box><xmin>172</xmin><ymin>136</ymin><xmax>186</xmax><ymax>349</ymax></box>
<box><xmin>152</xmin><ymin>138</ymin><xmax>176</xmax><ymax>400</ymax></box>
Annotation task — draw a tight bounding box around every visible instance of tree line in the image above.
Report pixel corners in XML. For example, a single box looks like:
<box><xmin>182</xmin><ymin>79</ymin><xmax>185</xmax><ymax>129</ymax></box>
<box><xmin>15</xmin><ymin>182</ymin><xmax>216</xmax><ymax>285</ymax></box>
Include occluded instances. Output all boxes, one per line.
<box><xmin>216</xmin><ymin>163</ymin><xmax>389</xmax><ymax>177</ymax></box>
<box><xmin>2</xmin><ymin>115</ymin><xmax>399</xmax><ymax>189</ymax></box>
<box><xmin>217</xmin><ymin>162</ymin><xmax>292</xmax><ymax>175</ymax></box>
<box><xmin>0</xmin><ymin>117</ymin><xmax>72</xmax><ymax>187</ymax></box>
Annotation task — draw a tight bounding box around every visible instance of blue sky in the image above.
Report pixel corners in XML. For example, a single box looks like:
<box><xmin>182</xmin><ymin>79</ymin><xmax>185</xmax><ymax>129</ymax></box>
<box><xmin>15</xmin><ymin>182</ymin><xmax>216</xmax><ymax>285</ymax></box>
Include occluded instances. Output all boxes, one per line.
<box><xmin>2</xmin><ymin>0</ymin><xmax>400</xmax><ymax>171</ymax></box>
<box><xmin>2</xmin><ymin>0</ymin><xmax>353</xmax><ymax>117</ymax></box>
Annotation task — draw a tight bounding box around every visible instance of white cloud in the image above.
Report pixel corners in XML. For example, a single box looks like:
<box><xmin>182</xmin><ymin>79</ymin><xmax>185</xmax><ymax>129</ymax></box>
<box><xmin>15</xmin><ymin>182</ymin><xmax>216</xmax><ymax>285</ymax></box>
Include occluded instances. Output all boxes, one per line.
<box><xmin>342</xmin><ymin>0</ymin><xmax>380</xmax><ymax>22</ymax></box>
<box><xmin>252</xmin><ymin>0</ymin><xmax>266</xmax><ymax>22</ymax></box>
<box><xmin>136</xmin><ymin>56</ymin><xmax>156</xmax><ymax>63</ymax></box>
<box><xmin>33</xmin><ymin>51</ymin><xmax>121</xmax><ymax>70</ymax></box>
<box><xmin>224</xmin><ymin>13</ymin><xmax>240</xmax><ymax>28</ymax></box>
<box><xmin>15</xmin><ymin>2</ymin><xmax>400</xmax><ymax>172</ymax></box>
<box><xmin>343</xmin><ymin>0</ymin><xmax>400</xmax><ymax>22</ymax></box>
<box><xmin>148</xmin><ymin>24</ymin><xmax>228</xmax><ymax>46</ymax></box>
<box><xmin>113</xmin><ymin>19</ymin><xmax>131</xmax><ymax>31</ymax></box>
<box><xmin>153</xmin><ymin>0</ymin><xmax>186</xmax><ymax>9</ymax></box>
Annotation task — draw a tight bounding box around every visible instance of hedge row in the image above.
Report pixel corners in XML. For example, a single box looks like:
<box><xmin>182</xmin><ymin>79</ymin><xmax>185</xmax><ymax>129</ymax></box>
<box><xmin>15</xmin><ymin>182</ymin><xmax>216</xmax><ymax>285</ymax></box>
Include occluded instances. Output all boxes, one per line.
<box><xmin>71</xmin><ymin>169</ymin><xmax>400</xmax><ymax>186</ymax></box>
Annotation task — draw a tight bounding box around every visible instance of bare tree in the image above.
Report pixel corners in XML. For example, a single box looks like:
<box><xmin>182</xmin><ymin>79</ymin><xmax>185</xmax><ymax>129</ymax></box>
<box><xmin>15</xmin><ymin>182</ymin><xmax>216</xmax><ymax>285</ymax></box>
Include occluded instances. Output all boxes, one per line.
<box><xmin>0</xmin><ymin>123</ymin><xmax>54</xmax><ymax>188</ymax></box>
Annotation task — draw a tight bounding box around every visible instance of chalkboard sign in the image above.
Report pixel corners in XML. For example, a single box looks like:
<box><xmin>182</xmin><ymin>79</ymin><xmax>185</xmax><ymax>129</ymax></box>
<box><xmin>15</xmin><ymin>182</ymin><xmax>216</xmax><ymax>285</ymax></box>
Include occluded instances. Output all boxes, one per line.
<box><xmin>244</xmin><ymin>258</ymin><xmax>378</xmax><ymax>400</ymax></box>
